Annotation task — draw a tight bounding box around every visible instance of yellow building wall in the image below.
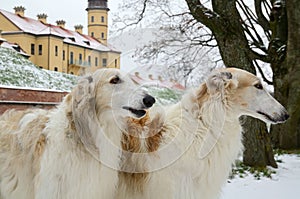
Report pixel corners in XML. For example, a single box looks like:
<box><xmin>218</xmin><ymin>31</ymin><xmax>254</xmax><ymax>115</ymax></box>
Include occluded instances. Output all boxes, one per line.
<box><xmin>1</xmin><ymin>33</ymin><xmax>37</xmax><ymax>63</ymax></box>
<box><xmin>35</xmin><ymin>36</ymin><xmax>50</xmax><ymax>70</ymax></box>
<box><xmin>0</xmin><ymin>14</ymin><xmax>20</xmax><ymax>31</ymax></box>
<box><xmin>87</xmin><ymin>9</ymin><xmax>108</xmax><ymax>44</ymax></box>
<box><xmin>107</xmin><ymin>52</ymin><xmax>121</xmax><ymax>69</ymax></box>
<box><xmin>47</xmin><ymin>36</ymin><xmax>64</xmax><ymax>72</ymax></box>
<box><xmin>62</xmin><ymin>45</ymin><xmax>69</xmax><ymax>73</ymax></box>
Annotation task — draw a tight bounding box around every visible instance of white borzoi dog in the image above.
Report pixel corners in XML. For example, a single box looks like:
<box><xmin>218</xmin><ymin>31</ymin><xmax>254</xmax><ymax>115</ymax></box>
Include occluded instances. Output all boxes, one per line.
<box><xmin>116</xmin><ymin>67</ymin><xmax>289</xmax><ymax>199</ymax></box>
<box><xmin>0</xmin><ymin>68</ymin><xmax>156</xmax><ymax>199</ymax></box>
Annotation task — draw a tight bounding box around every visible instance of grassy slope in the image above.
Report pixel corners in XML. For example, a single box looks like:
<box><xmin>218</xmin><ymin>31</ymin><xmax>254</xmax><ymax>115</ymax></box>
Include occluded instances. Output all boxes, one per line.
<box><xmin>0</xmin><ymin>47</ymin><xmax>76</xmax><ymax>91</ymax></box>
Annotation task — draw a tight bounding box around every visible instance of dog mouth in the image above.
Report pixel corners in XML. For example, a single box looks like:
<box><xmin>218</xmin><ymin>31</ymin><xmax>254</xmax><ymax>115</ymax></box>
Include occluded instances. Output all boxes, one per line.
<box><xmin>257</xmin><ymin>111</ymin><xmax>276</xmax><ymax>123</ymax></box>
<box><xmin>256</xmin><ymin>111</ymin><xmax>289</xmax><ymax>124</ymax></box>
<box><xmin>122</xmin><ymin>106</ymin><xmax>146</xmax><ymax>118</ymax></box>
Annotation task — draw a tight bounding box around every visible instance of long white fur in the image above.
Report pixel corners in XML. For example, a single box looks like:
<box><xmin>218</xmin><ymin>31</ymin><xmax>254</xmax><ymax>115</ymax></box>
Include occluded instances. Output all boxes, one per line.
<box><xmin>0</xmin><ymin>68</ymin><xmax>153</xmax><ymax>199</ymax></box>
<box><xmin>0</xmin><ymin>68</ymin><xmax>288</xmax><ymax>199</ymax></box>
<box><xmin>116</xmin><ymin>68</ymin><xmax>288</xmax><ymax>199</ymax></box>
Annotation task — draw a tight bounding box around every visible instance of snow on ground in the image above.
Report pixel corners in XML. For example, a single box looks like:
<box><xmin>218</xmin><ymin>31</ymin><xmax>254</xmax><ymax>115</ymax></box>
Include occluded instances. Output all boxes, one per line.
<box><xmin>221</xmin><ymin>154</ymin><xmax>300</xmax><ymax>199</ymax></box>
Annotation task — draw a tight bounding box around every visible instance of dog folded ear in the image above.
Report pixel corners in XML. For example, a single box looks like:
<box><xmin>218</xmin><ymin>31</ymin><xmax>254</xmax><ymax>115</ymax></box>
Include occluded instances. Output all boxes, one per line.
<box><xmin>206</xmin><ymin>71</ymin><xmax>233</xmax><ymax>94</ymax></box>
<box><xmin>71</xmin><ymin>76</ymin><xmax>100</xmax><ymax>158</ymax></box>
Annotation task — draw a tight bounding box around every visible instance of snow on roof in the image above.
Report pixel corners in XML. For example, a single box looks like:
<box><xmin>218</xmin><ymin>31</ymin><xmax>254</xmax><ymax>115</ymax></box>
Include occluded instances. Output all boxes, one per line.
<box><xmin>0</xmin><ymin>9</ymin><xmax>120</xmax><ymax>53</ymax></box>
<box><xmin>130</xmin><ymin>74</ymin><xmax>185</xmax><ymax>90</ymax></box>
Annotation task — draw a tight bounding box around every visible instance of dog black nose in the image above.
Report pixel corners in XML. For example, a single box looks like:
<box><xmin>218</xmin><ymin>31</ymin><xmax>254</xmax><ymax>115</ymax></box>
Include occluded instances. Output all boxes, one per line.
<box><xmin>283</xmin><ymin>112</ymin><xmax>289</xmax><ymax>121</ymax></box>
<box><xmin>143</xmin><ymin>95</ymin><xmax>156</xmax><ymax>108</ymax></box>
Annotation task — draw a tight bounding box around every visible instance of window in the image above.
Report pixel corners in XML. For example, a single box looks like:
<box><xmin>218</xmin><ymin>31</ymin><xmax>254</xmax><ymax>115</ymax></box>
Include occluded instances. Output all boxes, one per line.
<box><xmin>91</xmin><ymin>32</ymin><xmax>94</xmax><ymax>37</ymax></box>
<box><xmin>91</xmin><ymin>16</ymin><xmax>94</xmax><ymax>22</ymax></box>
<box><xmin>95</xmin><ymin>57</ymin><xmax>98</xmax><ymax>66</ymax></box>
<box><xmin>55</xmin><ymin>46</ymin><xmax>58</xmax><ymax>56</ymax></box>
<box><xmin>101</xmin><ymin>32</ymin><xmax>105</xmax><ymax>39</ymax></box>
<box><xmin>115</xmin><ymin>59</ymin><xmax>118</xmax><ymax>68</ymax></box>
<box><xmin>88</xmin><ymin>56</ymin><xmax>91</xmax><ymax>66</ymax></box>
<box><xmin>13</xmin><ymin>46</ymin><xmax>21</xmax><ymax>52</ymax></box>
<box><xmin>79</xmin><ymin>53</ymin><xmax>82</xmax><ymax>64</ymax></box>
<box><xmin>68</xmin><ymin>37</ymin><xmax>75</xmax><ymax>42</ymax></box>
<box><xmin>62</xmin><ymin>50</ymin><xmax>65</xmax><ymax>60</ymax></box>
<box><xmin>31</xmin><ymin>44</ymin><xmax>35</xmax><ymax>55</ymax></box>
<box><xmin>38</xmin><ymin>45</ymin><xmax>43</xmax><ymax>55</ymax></box>
<box><xmin>84</xmin><ymin>41</ymin><xmax>90</xmax><ymax>45</ymax></box>
<box><xmin>102</xmin><ymin>58</ymin><xmax>107</xmax><ymax>67</ymax></box>
<box><xmin>54</xmin><ymin>67</ymin><xmax>58</xmax><ymax>71</ymax></box>
<box><xmin>101</xmin><ymin>16</ymin><xmax>105</xmax><ymax>23</ymax></box>
<box><xmin>70</xmin><ymin>52</ymin><xmax>74</xmax><ymax>64</ymax></box>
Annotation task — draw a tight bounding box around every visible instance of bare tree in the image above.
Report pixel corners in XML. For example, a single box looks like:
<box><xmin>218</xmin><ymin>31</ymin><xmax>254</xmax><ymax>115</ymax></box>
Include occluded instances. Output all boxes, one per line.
<box><xmin>113</xmin><ymin>0</ymin><xmax>221</xmax><ymax>87</ymax></box>
<box><xmin>270</xmin><ymin>0</ymin><xmax>300</xmax><ymax>149</ymax></box>
<box><xmin>114</xmin><ymin>0</ymin><xmax>300</xmax><ymax>166</ymax></box>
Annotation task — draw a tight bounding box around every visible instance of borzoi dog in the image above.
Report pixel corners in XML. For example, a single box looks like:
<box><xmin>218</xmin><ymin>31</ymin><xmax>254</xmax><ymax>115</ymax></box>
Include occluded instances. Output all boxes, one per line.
<box><xmin>0</xmin><ymin>68</ymin><xmax>155</xmax><ymax>199</ymax></box>
<box><xmin>117</xmin><ymin>68</ymin><xmax>289</xmax><ymax>199</ymax></box>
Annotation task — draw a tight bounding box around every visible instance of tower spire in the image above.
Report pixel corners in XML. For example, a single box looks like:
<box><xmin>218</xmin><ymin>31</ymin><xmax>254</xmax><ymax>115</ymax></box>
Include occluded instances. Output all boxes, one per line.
<box><xmin>86</xmin><ymin>0</ymin><xmax>109</xmax><ymax>44</ymax></box>
<box><xmin>86</xmin><ymin>0</ymin><xmax>109</xmax><ymax>11</ymax></box>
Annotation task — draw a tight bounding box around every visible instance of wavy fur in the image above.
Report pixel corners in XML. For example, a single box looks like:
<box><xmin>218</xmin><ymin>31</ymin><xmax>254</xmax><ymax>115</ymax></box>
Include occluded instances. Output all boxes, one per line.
<box><xmin>0</xmin><ymin>68</ymin><xmax>155</xmax><ymax>199</ymax></box>
<box><xmin>117</xmin><ymin>68</ymin><xmax>288</xmax><ymax>199</ymax></box>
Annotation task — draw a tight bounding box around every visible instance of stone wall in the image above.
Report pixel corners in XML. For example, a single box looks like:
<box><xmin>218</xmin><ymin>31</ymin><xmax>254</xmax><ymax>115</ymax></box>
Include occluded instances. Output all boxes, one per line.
<box><xmin>0</xmin><ymin>86</ymin><xmax>68</xmax><ymax>114</ymax></box>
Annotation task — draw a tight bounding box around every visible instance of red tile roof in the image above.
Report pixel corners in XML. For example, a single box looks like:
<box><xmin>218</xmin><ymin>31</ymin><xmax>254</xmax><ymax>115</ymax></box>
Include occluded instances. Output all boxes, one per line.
<box><xmin>130</xmin><ymin>74</ymin><xmax>185</xmax><ymax>90</ymax></box>
<box><xmin>0</xmin><ymin>9</ymin><xmax>120</xmax><ymax>53</ymax></box>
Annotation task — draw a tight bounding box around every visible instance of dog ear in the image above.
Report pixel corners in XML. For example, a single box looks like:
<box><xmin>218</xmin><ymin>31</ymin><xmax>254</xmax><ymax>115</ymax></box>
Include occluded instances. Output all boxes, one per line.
<box><xmin>206</xmin><ymin>71</ymin><xmax>234</xmax><ymax>94</ymax></box>
<box><xmin>71</xmin><ymin>76</ymin><xmax>100</xmax><ymax>158</ymax></box>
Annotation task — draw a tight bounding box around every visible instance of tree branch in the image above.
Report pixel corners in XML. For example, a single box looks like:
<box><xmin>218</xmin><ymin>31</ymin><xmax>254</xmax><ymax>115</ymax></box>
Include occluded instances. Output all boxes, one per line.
<box><xmin>254</xmin><ymin>0</ymin><xmax>271</xmax><ymax>33</ymax></box>
<box><xmin>249</xmin><ymin>49</ymin><xmax>271</xmax><ymax>62</ymax></box>
<box><xmin>116</xmin><ymin>0</ymin><xmax>149</xmax><ymax>30</ymax></box>
<box><xmin>237</xmin><ymin>0</ymin><xmax>267</xmax><ymax>51</ymax></box>
<box><xmin>254</xmin><ymin>60</ymin><xmax>273</xmax><ymax>85</ymax></box>
<box><xmin>185</xmin><ymin>0</ymin><xmax>224</xmax><ymax>30</ymax></box>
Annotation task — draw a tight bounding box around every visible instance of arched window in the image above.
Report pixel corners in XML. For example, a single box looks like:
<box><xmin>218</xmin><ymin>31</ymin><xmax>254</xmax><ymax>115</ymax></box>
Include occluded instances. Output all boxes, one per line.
<box><xmin>70</xmin><ymin>52</ymin><xmax>74</xmax><ymax>64</ymax></box>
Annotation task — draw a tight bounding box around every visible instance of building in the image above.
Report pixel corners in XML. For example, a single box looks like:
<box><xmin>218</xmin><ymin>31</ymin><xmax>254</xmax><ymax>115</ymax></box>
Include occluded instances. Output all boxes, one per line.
<box><xmin>0</xmin><ymin>0</ymin><xmax>120</xmax><ymax>75</ymax></box>
<box><xmin>0</xmin><ymin>31</ymin><xmax>29</xmax><ymax>58</ymax></box>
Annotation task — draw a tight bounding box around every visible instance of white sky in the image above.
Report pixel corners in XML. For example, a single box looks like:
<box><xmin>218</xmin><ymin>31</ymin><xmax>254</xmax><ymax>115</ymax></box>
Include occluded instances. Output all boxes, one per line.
<box><xmin>0</xmin><ymin>0</ymin><xmax>120</xmax><ymax>35</ymax></box>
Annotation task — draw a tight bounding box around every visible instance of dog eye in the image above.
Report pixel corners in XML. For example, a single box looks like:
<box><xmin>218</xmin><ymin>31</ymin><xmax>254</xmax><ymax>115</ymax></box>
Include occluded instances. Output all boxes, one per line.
<box><xmin>254</xmin><ymin>83</ymin><xmax>263</xmax><ymax>90</ymax></box>
<box><xmin>109</xmin><ymin>76</ymin><xmax>121</xmax><ymax>84</ymax></box>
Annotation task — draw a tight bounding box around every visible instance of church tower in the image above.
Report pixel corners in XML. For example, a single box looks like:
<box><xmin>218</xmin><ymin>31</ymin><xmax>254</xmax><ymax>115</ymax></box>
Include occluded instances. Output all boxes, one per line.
<box><xmin>86</xmin><ymin>0</ymin><xmax>109</xmax><ymax>44</ymax></box>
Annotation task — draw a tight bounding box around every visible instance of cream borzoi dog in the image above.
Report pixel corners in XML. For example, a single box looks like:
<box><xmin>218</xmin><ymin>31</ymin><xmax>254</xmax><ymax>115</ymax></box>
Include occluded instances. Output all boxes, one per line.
<box><xmin>116</xmin><ymin>68</ymin><xmax>289</xmax><ymax>199</ymax></box>
<box><xmin>0</xmin><ymin>68</ymin><xmax>155</xmax><ymax>199</ymax></box>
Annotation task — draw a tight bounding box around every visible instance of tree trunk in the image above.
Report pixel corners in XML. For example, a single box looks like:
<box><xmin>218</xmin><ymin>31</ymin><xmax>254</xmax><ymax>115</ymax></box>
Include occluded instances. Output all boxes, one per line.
<box><xmin>271</xmin><ymin>0</ymin><xmax>300</xmax><ymax>149</ymax></box>
<box><xmin>243</xmin><ymin>117</ymin><xmax>278</xmax><ymax>168</ymax></box>
<box><xmin>210</xmin><ymin>0</ymin><xmax>277</xmax><ymax>168</ymax></box>
<box><xmin>186</xmin><ymin>0</ymin><xmax>277</xmax><ymax>168</ymax></box>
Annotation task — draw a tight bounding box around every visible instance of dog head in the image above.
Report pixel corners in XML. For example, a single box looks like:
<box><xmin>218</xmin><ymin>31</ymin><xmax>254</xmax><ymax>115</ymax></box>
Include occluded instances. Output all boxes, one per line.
<box><xmin>68</xmin><ymin>68</ymin><xmax>155</xmax><ymax>163</ymax></box>
<box><xmin>72</xmin><ymin>68</ymin><xmax>155</xmax><ymax>120</ymax></box>
<box><xmin>205</xmin><ymin>67</ymin><xmax>289</xmax><ymax>124</ymax></box>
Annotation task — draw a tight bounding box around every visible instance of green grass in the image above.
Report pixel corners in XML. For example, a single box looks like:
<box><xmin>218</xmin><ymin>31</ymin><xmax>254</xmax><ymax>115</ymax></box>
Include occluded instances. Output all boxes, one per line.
<box><xmin>0</xmin><ymin>46</ymin><xmax>76</xmax><ymax>91</ymax></box>
<box><xmin>230</xmin><ymin>150</ymin><xmax>300</xmax><ymax>180</ymax></box>
<box><xmin>147</xmin><ymin>86</ymin><xmax>183</xmax><ymax>105</ymax></box>
<box><xmin>230</xmin><ymin>161</ymin><xmax>276</xmax><ymax>180</ymax></box>
<box><xmin>274</xmin><ymin>148</ymin><xmax>300</xmax><ymax>155</ymax></box>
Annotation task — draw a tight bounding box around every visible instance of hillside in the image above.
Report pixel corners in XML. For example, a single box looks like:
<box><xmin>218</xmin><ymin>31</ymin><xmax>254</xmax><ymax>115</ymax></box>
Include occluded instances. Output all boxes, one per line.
<box><xmin>0</xmin><ymin>47</ymin><xmax>76</xmax><ymax>91</ymax></box>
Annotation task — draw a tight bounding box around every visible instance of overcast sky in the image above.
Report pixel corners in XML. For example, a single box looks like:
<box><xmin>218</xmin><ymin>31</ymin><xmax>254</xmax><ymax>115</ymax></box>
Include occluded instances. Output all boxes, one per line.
<box><xmin>1</xmin><ymin>0</ymin><xmax>120</xmax><ymax>35</ymax></box>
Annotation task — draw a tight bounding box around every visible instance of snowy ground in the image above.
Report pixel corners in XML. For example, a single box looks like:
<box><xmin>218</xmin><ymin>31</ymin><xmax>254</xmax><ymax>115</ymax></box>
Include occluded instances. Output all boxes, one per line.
<box><xmin>0</xmin><ymin>47</ymin><xmax>76</xmax><ymax>91</ymax></box>
<box><xmin>221</xmin><ymin>154</ymin><xmax>300</xmax><ymax>199</ymax></box>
